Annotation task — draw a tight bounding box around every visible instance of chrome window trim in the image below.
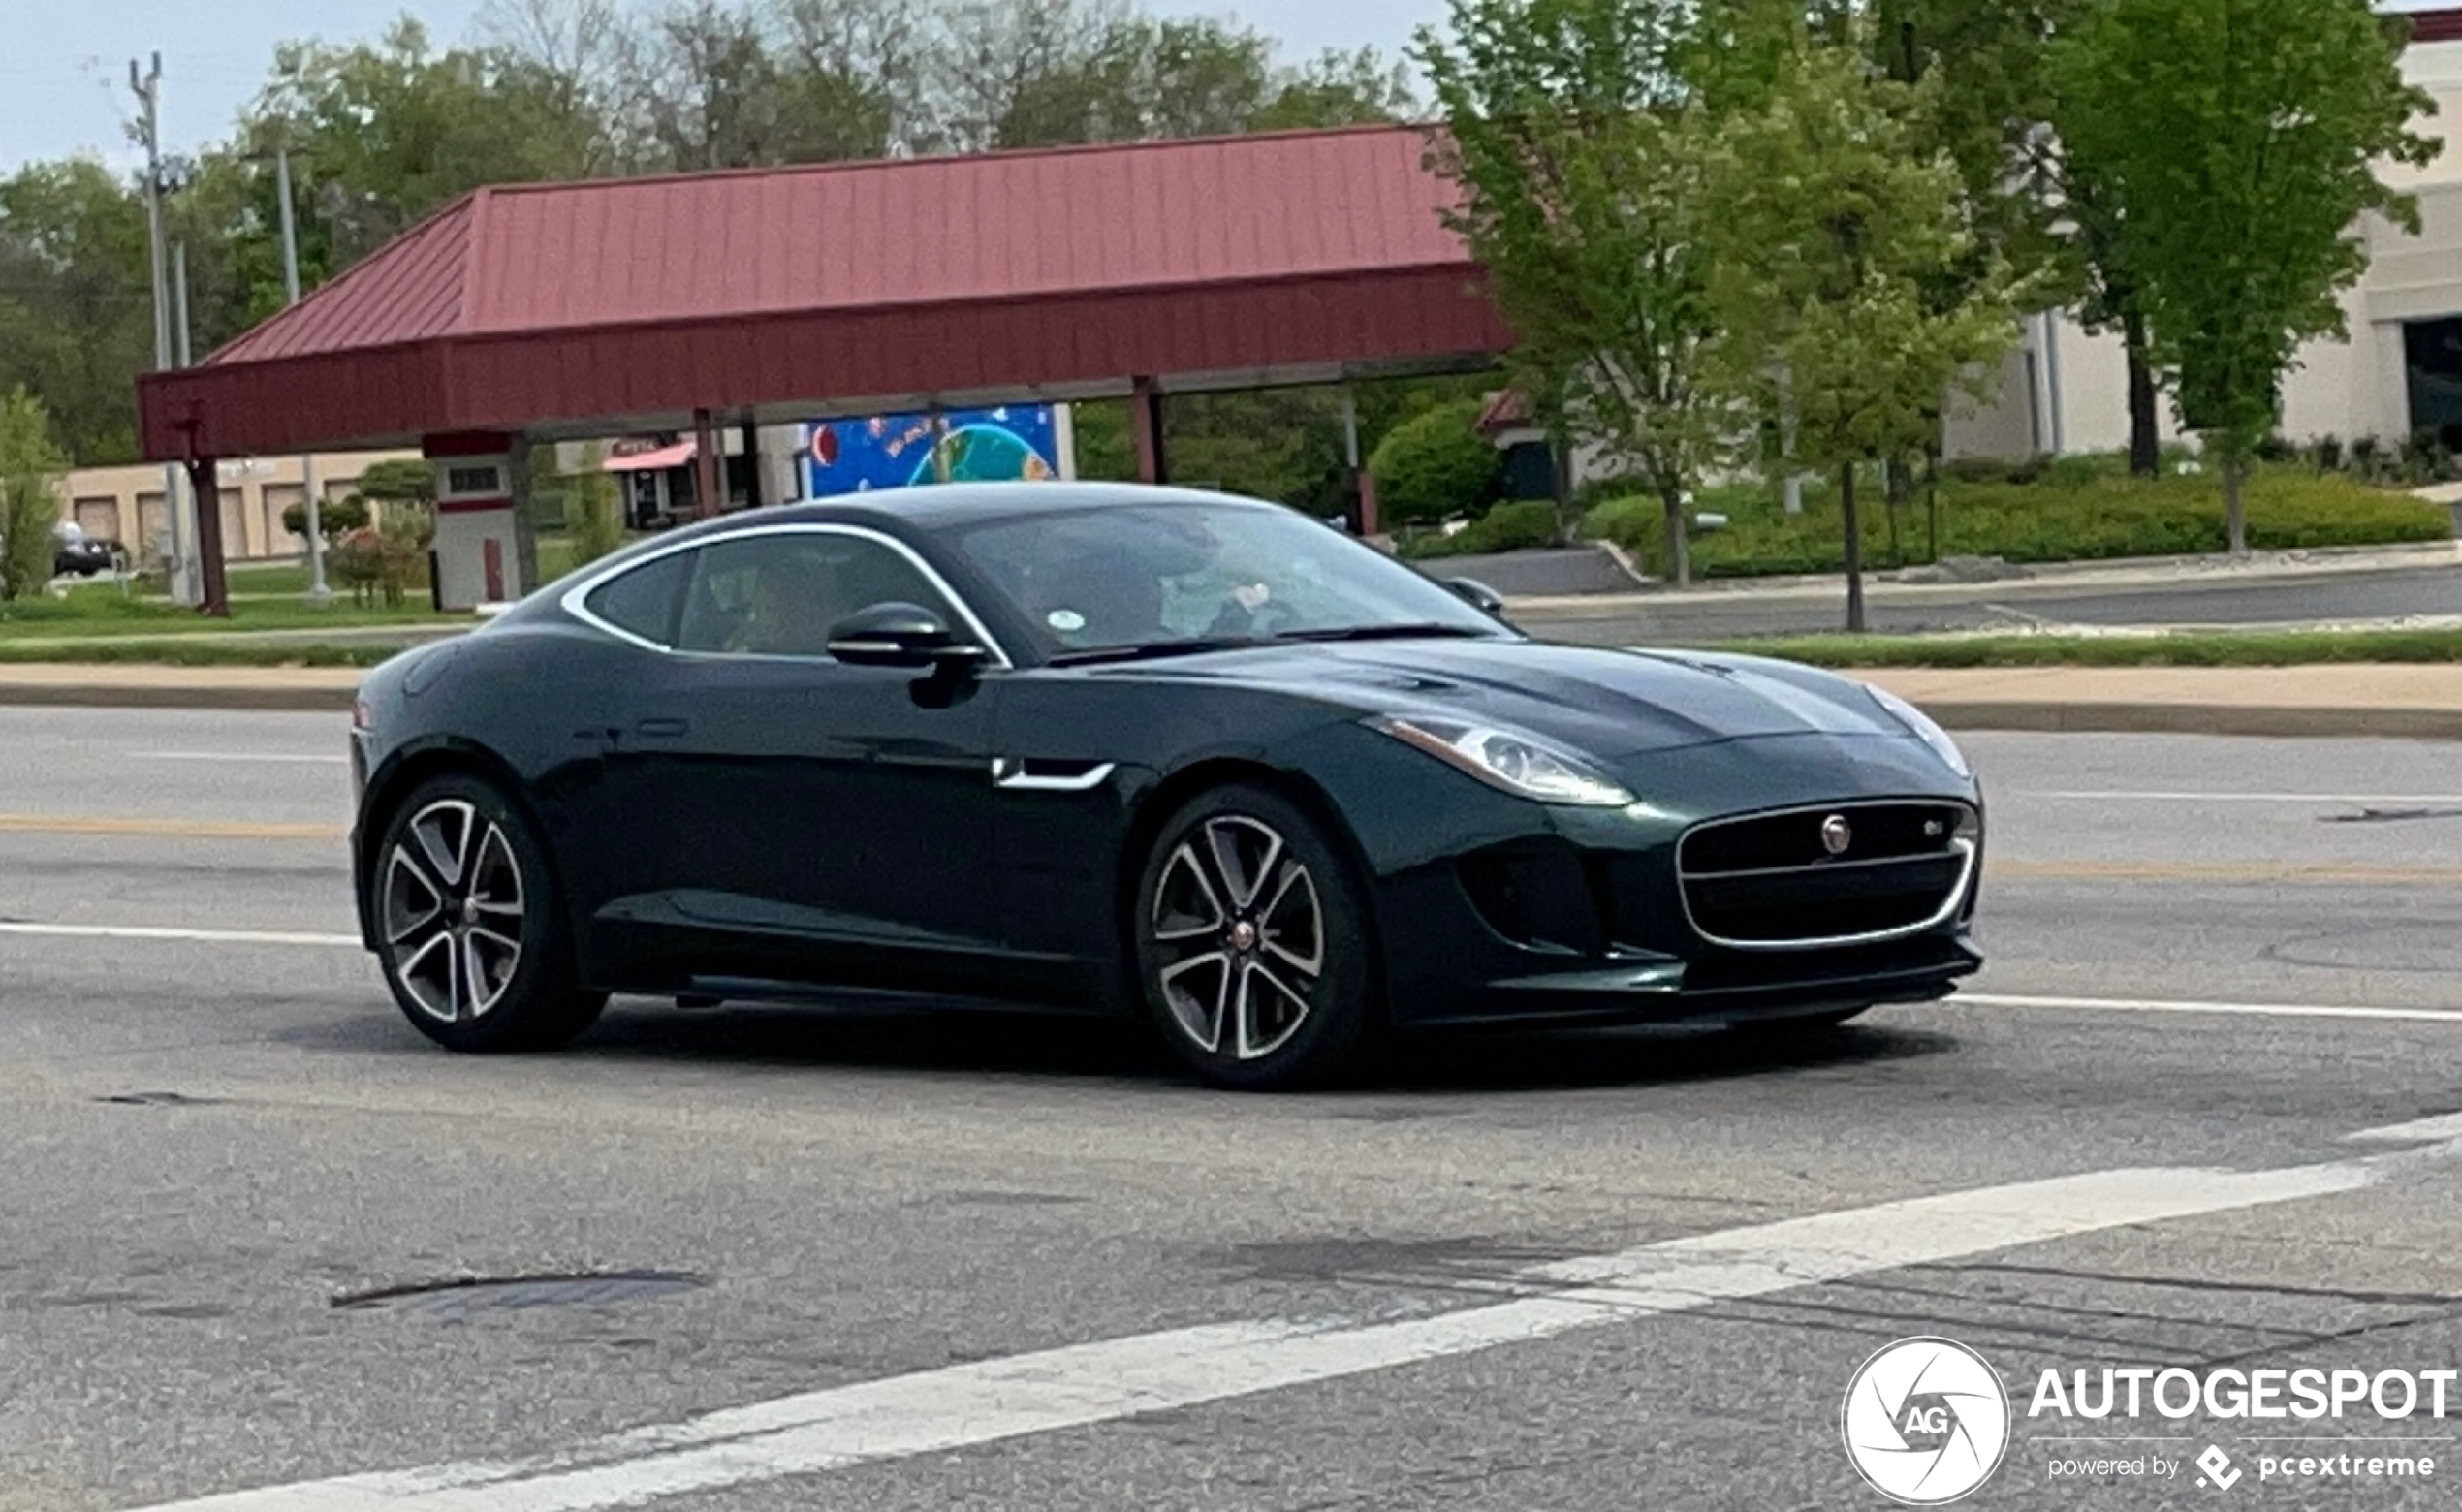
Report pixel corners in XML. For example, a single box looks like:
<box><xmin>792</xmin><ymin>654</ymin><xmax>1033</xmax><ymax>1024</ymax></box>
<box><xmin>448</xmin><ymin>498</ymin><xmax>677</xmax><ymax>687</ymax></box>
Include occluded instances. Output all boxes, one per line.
<box><xmin>1674</xmin><ymin>797</ymin><xmax>1980</xmax><ymax>954</ymax></box>
<box><xmin>558</xmin><ymin>520</ymin><xmax>1016</xmax><ymax>670</ymax></box>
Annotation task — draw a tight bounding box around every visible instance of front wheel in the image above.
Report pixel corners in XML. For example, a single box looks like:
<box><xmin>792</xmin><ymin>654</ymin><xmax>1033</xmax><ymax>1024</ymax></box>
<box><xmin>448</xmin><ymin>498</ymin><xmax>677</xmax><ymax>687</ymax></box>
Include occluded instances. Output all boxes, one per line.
<box><xmin>1132</xmin><ymin>783</ymin><xmax>1379</xmax><ymax>1090</ymax></box>
<box><xmin>369</xmin><ymin>773</ymin><xmax>606</xmax><ymax>1053</ymax></box>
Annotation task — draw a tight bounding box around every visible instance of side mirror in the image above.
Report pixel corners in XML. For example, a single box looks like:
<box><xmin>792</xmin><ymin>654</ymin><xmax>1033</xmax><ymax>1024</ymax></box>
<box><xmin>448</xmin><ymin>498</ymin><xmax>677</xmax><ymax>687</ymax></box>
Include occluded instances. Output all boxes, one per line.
<box><xmin>1443</xmin><ymin>576</ymin><xmax>1508</xmax><ymax>615</ymax></box>
<box><xmin>826</xmin><ymin>602</ymin><xmax>987</xmax><ymax>673</ymax></box>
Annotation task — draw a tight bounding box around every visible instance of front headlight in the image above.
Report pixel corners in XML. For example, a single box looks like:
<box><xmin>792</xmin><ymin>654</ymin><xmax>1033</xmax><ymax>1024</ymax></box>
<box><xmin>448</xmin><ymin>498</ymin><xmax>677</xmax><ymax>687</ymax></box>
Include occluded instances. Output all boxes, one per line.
<box><xmin>1370</xmin><ymin>715</ymin><xmax>1634</xmax><ymax>806</ymax></box>
<box><xmin>1866</xmin><ymin>683</ymin><xmax>1971</xmax><ymax>778</ymax></box>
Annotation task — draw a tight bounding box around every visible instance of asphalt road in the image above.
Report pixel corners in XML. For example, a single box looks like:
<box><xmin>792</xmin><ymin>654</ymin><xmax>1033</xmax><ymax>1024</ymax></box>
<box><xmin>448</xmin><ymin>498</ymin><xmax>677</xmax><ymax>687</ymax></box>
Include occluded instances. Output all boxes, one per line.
<box><xmin>1517</xmin><ymin>562</ymin><xmax>2462</xmax><ymax>642</ymax></box>
<box><xmin>10</xmin><ymin>710</ymin><xmax>2462</xmax><ymax>1510</ymax></box>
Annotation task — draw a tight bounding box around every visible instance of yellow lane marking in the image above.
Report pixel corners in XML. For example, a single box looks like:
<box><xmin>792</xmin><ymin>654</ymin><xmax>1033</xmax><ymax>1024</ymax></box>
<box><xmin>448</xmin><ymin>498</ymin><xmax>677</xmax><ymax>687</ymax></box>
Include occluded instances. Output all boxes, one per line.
<box><xmin>0</xmin><ymin>814</ymin><xmax>346</xmax><ymax>841</ymax></box>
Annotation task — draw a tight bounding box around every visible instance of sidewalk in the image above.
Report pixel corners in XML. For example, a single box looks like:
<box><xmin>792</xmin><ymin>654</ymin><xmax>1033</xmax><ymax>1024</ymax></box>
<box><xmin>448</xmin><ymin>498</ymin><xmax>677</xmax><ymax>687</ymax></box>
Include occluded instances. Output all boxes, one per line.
<box><xmin>6</xmin><ymin>659</ymin><xmax>2462</xmax><ymax>739</ymax></box>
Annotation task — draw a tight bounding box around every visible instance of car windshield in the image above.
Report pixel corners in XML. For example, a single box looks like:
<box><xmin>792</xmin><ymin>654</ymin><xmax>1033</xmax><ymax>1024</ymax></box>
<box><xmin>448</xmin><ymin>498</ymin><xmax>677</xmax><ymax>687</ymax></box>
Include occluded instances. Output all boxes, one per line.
<box><xmin>946</xmin><ymin>500</ymin><xmax>1509</xmax><ymax>662</ymax></box>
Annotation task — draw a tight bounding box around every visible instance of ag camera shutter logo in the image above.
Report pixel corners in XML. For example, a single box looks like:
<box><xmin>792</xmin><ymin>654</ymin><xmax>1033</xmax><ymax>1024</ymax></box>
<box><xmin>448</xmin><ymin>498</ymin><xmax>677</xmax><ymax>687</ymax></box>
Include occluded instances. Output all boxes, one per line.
<box><xmin>1842</xmin><ymin>1337</ymin><xmax>2013</xmax><ymax>1504</ymax></box>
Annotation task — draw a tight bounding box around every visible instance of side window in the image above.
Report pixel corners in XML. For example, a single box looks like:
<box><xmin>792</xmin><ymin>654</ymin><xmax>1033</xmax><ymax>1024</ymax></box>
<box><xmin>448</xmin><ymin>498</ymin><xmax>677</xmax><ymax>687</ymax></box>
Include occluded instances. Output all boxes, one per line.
<box><xmin>579</xmin><ymin>550</ymin><xmax>691</xmax><ymax>646</ymax></box>
<box><xmin>675</xmin><ymin>533</ymin><xmax>963</xmax><ymax>659</ymax></box>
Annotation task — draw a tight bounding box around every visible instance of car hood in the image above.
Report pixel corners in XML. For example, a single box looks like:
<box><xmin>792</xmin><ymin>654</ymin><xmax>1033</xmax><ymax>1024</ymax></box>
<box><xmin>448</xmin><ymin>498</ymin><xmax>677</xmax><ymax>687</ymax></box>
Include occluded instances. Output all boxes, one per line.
<box><xmin>1080</xmin><ymin>638</ymin><xmax>1915</xmax><ymax>756</ymax></box>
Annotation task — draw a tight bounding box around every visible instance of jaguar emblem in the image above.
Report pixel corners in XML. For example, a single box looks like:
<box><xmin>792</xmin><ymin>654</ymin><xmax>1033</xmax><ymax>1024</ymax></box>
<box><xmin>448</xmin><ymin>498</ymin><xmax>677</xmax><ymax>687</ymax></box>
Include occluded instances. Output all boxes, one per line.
<box><xmin>1819</xmin><ymin>813</ymin><xmax>1852</xmax><ymax>856</ymax></box>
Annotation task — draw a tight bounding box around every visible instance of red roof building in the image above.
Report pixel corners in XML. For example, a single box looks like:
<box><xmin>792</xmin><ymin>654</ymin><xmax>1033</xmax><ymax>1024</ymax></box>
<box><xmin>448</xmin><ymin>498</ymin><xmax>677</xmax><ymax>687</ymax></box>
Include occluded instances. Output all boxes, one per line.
<box><xmin>137</xmin><ymin>123</ymin><xmax>1511</xmax><ymax>464</ymax></box>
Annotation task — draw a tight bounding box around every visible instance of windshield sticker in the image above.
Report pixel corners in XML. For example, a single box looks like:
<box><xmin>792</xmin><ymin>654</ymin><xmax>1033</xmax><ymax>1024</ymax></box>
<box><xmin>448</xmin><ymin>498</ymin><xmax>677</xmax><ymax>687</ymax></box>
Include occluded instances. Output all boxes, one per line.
<box><xmin>1046</xmin><ymin>609</ymin><xmax>1088</xmax><ymax>632</ymax></box>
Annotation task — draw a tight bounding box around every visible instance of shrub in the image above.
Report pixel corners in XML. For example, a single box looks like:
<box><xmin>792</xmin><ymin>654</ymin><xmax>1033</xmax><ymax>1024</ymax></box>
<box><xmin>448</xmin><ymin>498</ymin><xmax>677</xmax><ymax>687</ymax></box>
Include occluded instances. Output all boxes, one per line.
<box><xmin>281</xmin><ymin>493</ymin><xmax>369</xmax><ymax>543</ymax></box>
<box><xmin>1397</xmin><ymin>500</ymin><xmax>1558</xmax><ymax>558</ymax></box>
<box><xmin>1585</xmin><ymin>467</ymin><xmax>2449</xmax><ymax>580</ymax></box>
<box><xmin>330</xmin><ymin>511</ymin><xmax>432</xmax><ymax>607</ymax></box>
<box><xmin>0</xmin><ymin>387</ymin><xmax>66</xmax><ymax>603</ymax></box>
<box><xmin>1369</xmin><ymin>399</ymin><xmax>1502</xmax><ymax>526</ymax></box>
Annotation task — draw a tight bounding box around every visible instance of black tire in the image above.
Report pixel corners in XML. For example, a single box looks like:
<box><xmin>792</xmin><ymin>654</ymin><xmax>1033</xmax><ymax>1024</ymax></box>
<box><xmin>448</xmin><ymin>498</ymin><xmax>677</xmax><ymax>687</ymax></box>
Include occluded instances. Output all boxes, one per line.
<box><xmin>1131</xmin><ymin>782</ymin><xmax>1380</xmax><ymax>1090</ymax></box>
<box><xmin>366</xmin><ymin>772</ymin><xmax>606</xmax><ymax>1053</ymax></box>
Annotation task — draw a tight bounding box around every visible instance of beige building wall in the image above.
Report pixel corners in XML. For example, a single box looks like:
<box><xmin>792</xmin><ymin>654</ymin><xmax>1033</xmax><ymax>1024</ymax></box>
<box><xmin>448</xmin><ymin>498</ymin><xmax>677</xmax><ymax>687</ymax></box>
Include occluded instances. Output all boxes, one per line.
<box><xmin>48</xmin><ymin>450</ymin><xmax>422</xmax><ymax>566</ymax></box>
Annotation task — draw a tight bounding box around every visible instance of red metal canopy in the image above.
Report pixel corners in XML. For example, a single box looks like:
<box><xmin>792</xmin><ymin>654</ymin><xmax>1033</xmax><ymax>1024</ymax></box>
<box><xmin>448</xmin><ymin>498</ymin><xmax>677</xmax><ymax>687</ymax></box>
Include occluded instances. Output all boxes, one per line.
<box><xmin>137</xmin><ymin>123</ymin><xmax>1510</xmax><ymax>461</ymax></box>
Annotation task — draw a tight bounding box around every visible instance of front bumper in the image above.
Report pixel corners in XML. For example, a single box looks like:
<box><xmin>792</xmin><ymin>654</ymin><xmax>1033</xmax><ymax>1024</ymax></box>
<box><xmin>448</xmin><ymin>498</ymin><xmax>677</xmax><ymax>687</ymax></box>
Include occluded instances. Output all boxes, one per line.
<box><xmin>1369</xmin><ymin>786</ymin><xmax>1985</xmax><ymax>1029</ymax></box>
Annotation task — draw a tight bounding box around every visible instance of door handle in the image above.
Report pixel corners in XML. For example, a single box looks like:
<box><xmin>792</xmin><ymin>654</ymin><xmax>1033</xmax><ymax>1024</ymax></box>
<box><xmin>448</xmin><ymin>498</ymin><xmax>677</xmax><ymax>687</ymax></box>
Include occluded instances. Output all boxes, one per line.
<box><xmin>637</xmin><ymin>717</ymin><xmax>689</xmax><ymax>739</ymax></box>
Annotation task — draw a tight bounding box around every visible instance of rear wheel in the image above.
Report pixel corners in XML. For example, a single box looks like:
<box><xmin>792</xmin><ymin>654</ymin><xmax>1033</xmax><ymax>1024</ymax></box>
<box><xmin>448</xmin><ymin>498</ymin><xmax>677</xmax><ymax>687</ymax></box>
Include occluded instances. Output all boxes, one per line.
<box><xmin>370</xmin><ymin>773</ymin><xmax>606</xmax><ymax>1053</ymax></box>
<box><xmin>1132</xmin><ymin>783</ymin><xmax>1379</xmax><ymax>1090</ymax></box>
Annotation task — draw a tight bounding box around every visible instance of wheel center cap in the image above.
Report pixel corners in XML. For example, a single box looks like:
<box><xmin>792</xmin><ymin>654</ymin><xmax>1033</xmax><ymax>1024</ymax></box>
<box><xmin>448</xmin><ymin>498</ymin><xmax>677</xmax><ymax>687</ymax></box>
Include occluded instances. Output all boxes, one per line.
<box><xmin>459</xmin><ymin>896</ymin><xmax>481</xmax><ymax>927</ymax></box>
<box><xmin>1228</xmin><ymin>919</ymin><xmax>1258</xmax><ymax>953</ymax></box>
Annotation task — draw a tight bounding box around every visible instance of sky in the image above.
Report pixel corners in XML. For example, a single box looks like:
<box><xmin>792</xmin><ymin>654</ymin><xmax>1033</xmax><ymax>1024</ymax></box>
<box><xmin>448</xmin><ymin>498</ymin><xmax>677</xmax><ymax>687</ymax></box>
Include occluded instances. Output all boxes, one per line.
<box><xmin>0</xmin><ymin>0</ymin><xmax>1448</xmax><ymax>173</ymax></box>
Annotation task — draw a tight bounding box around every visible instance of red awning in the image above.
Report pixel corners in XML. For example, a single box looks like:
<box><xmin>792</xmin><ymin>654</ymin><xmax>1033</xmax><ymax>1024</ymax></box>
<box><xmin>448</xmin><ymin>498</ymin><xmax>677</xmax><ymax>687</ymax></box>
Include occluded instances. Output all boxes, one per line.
<box><xmin>603</xmin><ymin>440</ymin><xmax>696</xmax><ymax>473</ymax></box>
<box><xmin>135</xmin><ymin>124</ymin><xmax>1512</xmax><ymax>461</ymax></box>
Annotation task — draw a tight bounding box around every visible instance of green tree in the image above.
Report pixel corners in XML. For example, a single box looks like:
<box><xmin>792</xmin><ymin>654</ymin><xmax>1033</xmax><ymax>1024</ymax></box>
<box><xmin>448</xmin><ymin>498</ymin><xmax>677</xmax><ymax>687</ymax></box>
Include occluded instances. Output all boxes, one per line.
<box><xmin>249</xmin><ymin>17</ymin><xmax>614</xmax><ymax>268</ymax></box>
<box><xmin>1367</xmin><ymin>399</ymin><xmax>1502</xmax><ymax>525</ymax></box>
<box><xmin>1415</xmin><ymin>0</ymin><xmax>1728</xmax><ymax>583</ymax></box>
<box><xmin>2049</xmin><ymin>0</ymin><xmax>2436</xmax><ymax>553</ymax></box>
<box><xmin>560</xmin><ymin>442</ymin><xmax>629</xmax><ymax>565</ymax></box>
<box><xmin>281</xmin><ymin>494</ymin><xmax>370</xmax><ymax>541</ymax></box>
<box><xmin>0</xmin><ymin>159</ymin><xmax>155</xmax><ymax>463</ymax></box>
<box><xmin>0</xmin><ymin>388</ymin><xmax>68</xmax><ymax>602</ymax></box>
<box><xmin>1254</xmin><ymin>47</ymin><xmax>1418</xmax><ymax>130</ymax></box>
<box><xmin>1695</xmin><ymin>32</ymin><xmax>2030</xmax><ymax>630</ymax></box>
<box><xmin>356</xmin><ymin>457</ymin><xmax>438</xmax><ymax>504</ymax></box>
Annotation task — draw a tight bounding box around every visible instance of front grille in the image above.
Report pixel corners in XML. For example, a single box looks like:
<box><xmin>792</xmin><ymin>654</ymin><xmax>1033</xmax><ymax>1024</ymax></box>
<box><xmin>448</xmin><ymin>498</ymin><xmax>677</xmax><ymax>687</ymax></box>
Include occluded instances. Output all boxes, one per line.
<box><xmin>1677</xmin><ymin>801</ymin><xmax>1975</xmax><ymax>949</ymax></box>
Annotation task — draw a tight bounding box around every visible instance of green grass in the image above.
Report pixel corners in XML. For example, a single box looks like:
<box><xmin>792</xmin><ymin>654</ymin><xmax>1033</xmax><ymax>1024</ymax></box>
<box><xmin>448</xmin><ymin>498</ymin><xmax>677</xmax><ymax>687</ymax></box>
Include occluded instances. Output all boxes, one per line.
<box><xmin>1581</xmin><ymin>460</ymin><xmax>2452</xmax><ymax>580</ymax></box>
<box><xmin>0</xmin><ymin>638</ymin><xmax>401</xmax><ymax>667</ymax></box>
<box><xmin>0</xmin><ymin>591</ymin><xmax>468</xmax><ymax>640</ymax></box>
<box><xmin>186</xmin><ymin>536</ymin><xmax>586</xmax><ymax>598</ymax></box>
<box><xmin>1698</xmin><ymin>627</ymin><xmax>2462</xmax><ymax>669</ymax></box>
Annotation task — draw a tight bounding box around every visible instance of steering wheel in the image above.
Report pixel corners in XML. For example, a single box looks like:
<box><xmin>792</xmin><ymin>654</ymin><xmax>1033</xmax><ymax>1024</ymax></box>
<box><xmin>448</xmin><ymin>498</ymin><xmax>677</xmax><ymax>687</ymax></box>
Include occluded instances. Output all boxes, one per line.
<box><xmin>1209</xmin><ymin>588</ymin><xmax>1299</xmax><ymax>638</ymax></box>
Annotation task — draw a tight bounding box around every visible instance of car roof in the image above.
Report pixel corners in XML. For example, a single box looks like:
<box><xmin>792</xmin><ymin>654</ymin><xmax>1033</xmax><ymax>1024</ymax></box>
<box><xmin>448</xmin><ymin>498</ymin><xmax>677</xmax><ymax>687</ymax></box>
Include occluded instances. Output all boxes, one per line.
<box><xmin>674</xmin><ymin>480</ymin><xmax>1282</xmax><ymax>539</ymax></box>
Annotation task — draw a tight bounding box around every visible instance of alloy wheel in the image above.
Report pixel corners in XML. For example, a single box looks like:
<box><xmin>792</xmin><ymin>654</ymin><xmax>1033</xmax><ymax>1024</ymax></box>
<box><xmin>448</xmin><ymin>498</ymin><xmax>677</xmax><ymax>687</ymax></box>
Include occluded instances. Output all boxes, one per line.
<box><xmin>1149</xmin><ymin>814</ymin><xmax>1326</xmax><ymax>1059</ymax></box>
<box><xmin>381</xmin><ymin>798</ymin><xmax>527</xmax><ymax>1024</ymax></box>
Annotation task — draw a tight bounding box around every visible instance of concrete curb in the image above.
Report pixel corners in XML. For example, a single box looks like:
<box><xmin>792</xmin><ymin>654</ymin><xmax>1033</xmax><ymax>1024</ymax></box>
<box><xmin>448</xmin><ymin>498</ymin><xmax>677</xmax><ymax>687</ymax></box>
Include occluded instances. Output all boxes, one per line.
<box><xmin>1912</xmin><ymin>701</ymin><xmax>2462</xmax><ymax>740</ymax></box>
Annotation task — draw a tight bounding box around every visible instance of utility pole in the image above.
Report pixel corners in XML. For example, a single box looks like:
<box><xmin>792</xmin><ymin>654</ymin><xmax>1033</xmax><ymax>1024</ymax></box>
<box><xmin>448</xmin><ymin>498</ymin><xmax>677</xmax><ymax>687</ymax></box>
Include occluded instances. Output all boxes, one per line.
<box><xmin>275</xmin><ymin>148</ymin><xmax>331</xmax><ymax>602</ymax></box>
<box><xmin>130</xmin><ymin>52</ymin><xmax>196</xmax><ymax>606</ymax></box>
<box><xmin>173</xmin><ymin>240</ymin><xmax>192</xmax><ymax>367</ymax></box>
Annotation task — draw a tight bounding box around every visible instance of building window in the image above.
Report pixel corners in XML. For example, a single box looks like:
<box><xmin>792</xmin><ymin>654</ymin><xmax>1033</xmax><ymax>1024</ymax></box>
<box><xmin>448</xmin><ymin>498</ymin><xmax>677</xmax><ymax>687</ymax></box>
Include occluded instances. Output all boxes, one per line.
<box><xmin>2404</xmin><ymin>318</ymin><xmax>2462</xmax><ymax>449</ymax></box>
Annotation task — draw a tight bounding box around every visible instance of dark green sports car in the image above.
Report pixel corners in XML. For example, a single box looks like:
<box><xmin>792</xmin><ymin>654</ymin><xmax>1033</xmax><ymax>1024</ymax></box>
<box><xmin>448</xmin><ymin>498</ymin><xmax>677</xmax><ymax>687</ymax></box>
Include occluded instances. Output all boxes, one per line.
<box><xmin>347</xmin><ymin>482</ymin><xmax>1982</xmax><ymax>1090</ymax></box>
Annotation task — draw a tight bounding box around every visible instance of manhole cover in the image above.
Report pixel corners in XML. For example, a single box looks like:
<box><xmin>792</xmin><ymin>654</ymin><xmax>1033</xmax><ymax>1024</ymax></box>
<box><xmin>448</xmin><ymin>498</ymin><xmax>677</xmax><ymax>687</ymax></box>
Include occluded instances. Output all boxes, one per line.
<box><xmin>96</xmin><ymin>1091</ymin><xmax>221</xmax><ymax>1107</ymax></box>
<box><xmin>332</xmin><ymin>1270</ymin><xmax>707</xmax><ymax>1318</ymax></box>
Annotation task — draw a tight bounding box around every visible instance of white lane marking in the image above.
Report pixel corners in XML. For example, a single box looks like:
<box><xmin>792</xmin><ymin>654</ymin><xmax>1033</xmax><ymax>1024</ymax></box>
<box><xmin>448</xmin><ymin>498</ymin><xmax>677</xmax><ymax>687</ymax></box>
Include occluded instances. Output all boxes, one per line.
<box><xmin>2022</xmin><ymin>790</ymin><xmax>2462</xmax><ymax>804</ymax></box>
<box><xmin>0</xmin><ymin>922</ymin><xmax>359</xmax><ymax>948</ymax></box>
<box><xmin>1961</xmin><ymin>992</ymin><xmax>2462</xmax><ymax>1024</ymax></box>
<box><xmin>121</xmin><ymin>1143</ymin><xmax>2435</xmax><ymax>1512</ymax></box>
<box><xmin>132</xmin><ymin>751</ymin><xmax>349</xmax><ymax>766</ymax></box>
<box><xmin>2346</xmin><ymin>1112</ymin><xmax>2462</xmax><ymax>1144</ymax></box>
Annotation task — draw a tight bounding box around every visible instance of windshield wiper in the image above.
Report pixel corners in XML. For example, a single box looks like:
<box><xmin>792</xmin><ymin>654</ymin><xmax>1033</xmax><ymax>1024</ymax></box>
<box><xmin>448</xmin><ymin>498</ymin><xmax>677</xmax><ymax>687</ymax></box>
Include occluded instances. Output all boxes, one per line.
<box><xmin>1046</xmin><ymin>636</ymin><xmax>1274</xmax><ymax>667</ymax></box>
<box><xmin>1270</xmin><ymin>623</ymin><xmax>1501</xmax><ymax>644</ymax></box>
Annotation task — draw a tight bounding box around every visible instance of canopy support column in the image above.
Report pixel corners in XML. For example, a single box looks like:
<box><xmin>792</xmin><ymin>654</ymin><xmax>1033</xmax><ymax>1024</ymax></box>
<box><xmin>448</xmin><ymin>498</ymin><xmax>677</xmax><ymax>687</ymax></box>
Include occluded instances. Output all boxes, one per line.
<box><xmin>182</xmin><ymin>455</ymin><xmax>230</xmax><ymax>616</ymax></box>
<box><xmin>694</xmin><ymin>408</ymin><xmax>722</xmax><ymax>519</ymax></box>
<box><xmin>1131</xmin><ymin>376</ymin><xmax>1167</xmax><ymax>484</ymax></box>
